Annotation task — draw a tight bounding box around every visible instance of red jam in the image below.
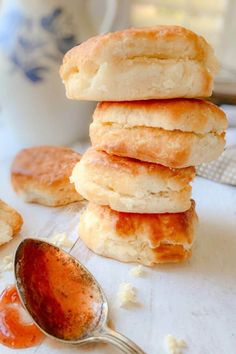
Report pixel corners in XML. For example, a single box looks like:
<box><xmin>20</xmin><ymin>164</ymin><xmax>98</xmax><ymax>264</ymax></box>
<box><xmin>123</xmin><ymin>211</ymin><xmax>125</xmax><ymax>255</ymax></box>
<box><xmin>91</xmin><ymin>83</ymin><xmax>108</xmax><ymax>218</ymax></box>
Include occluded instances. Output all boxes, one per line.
<box><xmin>0</xmin><ymin>285</ymin><xmax>44</xmax><ymax>348</ymax></box>
<box><xmin>15</xmin><ymin>240</ymin><xmax>103</xmax><ymax>341</ymax></box>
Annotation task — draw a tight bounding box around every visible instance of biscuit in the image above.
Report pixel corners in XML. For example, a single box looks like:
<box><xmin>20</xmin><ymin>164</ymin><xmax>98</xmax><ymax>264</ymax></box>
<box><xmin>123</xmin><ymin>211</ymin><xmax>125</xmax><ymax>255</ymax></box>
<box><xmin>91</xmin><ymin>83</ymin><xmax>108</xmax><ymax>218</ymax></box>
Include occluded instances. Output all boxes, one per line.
<box><xmin>90</xmin><ymin>99</ymin><xmax>227</xmax><ymax>168</ymax></box>
<box><xmin>0</xmin><ymin>199</ymin><xmax>23</xmax><ymax>246</ymax></box>
<box><xmin>71</xmin><ymin>148</ymin><xmax>195</xmax><ymax>213</ymax></box>
<box><xmin>79</xmin><ymin>201</ymin><xmax>198</xmax><ymax>266</ymax></box>
<box><xmin>11</xmin><ymin>146</ymin><xmax>84</xmax><ymax>207</ymax></box>
<box><xmin>60</xmin><ymin>26</ymin><xmax>219</xmax><ymax>101</ymax></box>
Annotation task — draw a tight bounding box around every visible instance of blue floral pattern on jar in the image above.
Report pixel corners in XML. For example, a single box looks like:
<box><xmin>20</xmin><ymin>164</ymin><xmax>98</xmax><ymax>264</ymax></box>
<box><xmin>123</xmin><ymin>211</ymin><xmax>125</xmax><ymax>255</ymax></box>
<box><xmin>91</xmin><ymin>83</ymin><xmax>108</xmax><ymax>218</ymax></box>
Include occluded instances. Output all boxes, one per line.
<box><xmin>0</xmin><ymin>7</ymin><xmax>78</xmax><ymax>82</ymax></box>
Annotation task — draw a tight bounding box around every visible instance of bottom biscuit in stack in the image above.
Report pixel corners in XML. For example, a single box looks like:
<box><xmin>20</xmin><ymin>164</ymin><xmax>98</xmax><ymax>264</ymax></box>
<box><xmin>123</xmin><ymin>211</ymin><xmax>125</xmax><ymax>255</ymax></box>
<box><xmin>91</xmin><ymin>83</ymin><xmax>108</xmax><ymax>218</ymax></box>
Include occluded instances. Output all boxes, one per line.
<box><xmin>79</xmin><ymin>200</ymin><xmax>197</xmax><ymax>266</ymax></box>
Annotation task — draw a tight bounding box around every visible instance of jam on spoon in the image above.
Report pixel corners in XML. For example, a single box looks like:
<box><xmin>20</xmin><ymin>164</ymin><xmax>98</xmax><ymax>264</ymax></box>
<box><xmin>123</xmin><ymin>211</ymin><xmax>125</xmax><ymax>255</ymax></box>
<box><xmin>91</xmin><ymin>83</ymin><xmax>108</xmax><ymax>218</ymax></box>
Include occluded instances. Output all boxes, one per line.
<box><xmin>14</xmin><ymin>238</ymin><xmax>145</xmax><ymax>353</ymax></box>
<box><xmin>15</xmin><ymin>238</ymin><xmax>103</xmax><ymax>341</ymax></box>
<box><xmin>0</xmin><ymin>285</ymin><xmax>44</xmax><ymax>348</ymax></box>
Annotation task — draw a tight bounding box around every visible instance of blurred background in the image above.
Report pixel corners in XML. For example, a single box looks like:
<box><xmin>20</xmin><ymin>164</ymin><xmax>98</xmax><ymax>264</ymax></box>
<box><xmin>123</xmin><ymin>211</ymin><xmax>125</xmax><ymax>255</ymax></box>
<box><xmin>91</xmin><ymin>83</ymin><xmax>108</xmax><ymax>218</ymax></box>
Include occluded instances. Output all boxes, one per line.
<box><xmin>132</xmin><ymin>0</ymin><xmax>229</xmax><ymax>58</ymax></box>
<box><xmin>0</xmin><ymin>0</ymin><xmax>235</xmax><ymax>154</ymax></box>
<box><xmin>131</xmin><ymin>0</ymin><xmax>236</xmax><ymax>104</ymax></box>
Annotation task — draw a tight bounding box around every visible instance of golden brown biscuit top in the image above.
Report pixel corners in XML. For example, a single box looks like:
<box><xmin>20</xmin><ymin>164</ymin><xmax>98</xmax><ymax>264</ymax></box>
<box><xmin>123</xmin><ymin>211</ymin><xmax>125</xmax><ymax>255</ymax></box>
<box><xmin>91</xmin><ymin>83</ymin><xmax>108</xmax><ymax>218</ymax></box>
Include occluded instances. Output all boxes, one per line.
<box><xmin>60</xmin><ymin>25</ymin><xmax>219</xmax><ymax>81</ymax></box>
<box><xmin>89</xmin><ymin>201</ymin><xmax>197</xmax><ymax>247</ymax></box>
<box><xmin>11</xmin><ymin>146</ymin><xmax>81</xmax><ymax>186</ymax></box>
<box><xmin>93</xmin><ymin>99</ymin><xmax>227</xmax><ymax>134</ymax></box>
<box><xmin>80</xmin><ymin>148</ymin><xmax>195</xmax><ymax>181</ymax></box>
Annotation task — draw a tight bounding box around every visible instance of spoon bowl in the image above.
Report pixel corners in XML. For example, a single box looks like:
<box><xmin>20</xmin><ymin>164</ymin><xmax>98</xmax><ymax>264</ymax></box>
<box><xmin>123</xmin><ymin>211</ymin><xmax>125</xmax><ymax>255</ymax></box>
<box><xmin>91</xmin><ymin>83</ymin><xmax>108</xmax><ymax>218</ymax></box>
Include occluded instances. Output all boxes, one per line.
<box><xmin>14</xmin><ymin>238</ymin><xmax>145</xmax><ymax>354</ymax></box>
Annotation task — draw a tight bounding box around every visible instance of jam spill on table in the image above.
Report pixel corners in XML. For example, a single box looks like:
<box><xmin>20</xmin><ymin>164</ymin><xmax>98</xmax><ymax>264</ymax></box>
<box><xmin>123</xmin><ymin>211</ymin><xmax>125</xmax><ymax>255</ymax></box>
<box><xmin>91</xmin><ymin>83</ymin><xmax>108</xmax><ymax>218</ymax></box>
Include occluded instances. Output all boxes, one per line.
<box><xmin>0</xmin><ymin>285</ymin><xmax>44</xmax><ymax>348</ymax></box>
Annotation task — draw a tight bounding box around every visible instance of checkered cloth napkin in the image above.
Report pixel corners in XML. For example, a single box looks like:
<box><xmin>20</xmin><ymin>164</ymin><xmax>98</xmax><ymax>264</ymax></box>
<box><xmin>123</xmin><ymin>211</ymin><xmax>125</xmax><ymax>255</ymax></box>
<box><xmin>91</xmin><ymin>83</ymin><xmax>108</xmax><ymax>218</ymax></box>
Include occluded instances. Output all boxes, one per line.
<box><xmin>197</xmin><ymin>145</ymin><xmax>236</xmax><ymax>186</ymax></box>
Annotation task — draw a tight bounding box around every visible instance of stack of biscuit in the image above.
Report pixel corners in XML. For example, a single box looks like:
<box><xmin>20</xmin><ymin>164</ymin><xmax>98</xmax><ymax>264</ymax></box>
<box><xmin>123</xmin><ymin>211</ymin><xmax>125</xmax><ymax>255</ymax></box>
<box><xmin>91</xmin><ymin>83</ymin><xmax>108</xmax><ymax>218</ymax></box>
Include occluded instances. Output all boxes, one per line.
<box><xmin>60</xmin><ymin>26</ymin><xmax>227</xmax><ymax>266</ymax></box>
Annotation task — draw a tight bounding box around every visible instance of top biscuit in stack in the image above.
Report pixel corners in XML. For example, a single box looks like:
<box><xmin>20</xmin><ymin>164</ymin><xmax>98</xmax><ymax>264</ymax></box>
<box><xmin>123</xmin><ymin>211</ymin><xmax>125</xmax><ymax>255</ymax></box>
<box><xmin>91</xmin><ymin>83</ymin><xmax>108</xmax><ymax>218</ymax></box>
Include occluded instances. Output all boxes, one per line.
<box><xmin>60</xmin><ymin>26</ymin><xmax>219</xmax><ymax>101</ymax></box>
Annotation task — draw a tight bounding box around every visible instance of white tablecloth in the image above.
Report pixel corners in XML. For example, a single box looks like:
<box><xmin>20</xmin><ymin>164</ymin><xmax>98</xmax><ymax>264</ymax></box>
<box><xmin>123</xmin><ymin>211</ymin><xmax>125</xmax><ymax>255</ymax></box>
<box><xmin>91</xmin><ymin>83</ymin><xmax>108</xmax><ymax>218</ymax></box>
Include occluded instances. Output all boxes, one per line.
<box><xmin>0</xmin><ymin>122</ymin><xmax>236</xmax><ymax>354</ymax></box>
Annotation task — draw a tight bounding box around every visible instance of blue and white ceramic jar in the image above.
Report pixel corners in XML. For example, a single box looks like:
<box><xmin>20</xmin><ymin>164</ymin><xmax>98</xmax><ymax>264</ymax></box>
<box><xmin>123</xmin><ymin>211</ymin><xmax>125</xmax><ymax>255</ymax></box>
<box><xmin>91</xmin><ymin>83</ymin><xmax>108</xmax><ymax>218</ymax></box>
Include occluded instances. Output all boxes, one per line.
<box><xmin>0</xmin><ymin>0</ymin><xmax>127</xmax><ymax>147</ymax></box>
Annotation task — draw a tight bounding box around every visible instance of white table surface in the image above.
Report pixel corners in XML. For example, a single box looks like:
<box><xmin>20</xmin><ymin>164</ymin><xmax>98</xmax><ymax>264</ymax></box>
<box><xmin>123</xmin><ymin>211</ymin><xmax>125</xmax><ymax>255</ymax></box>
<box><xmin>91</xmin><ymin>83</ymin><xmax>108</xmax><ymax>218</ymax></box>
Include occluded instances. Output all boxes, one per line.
<box><xmin>0</xmin><ymin>124</ymin><xmax>236</xmax><ymax>354</ymax></box>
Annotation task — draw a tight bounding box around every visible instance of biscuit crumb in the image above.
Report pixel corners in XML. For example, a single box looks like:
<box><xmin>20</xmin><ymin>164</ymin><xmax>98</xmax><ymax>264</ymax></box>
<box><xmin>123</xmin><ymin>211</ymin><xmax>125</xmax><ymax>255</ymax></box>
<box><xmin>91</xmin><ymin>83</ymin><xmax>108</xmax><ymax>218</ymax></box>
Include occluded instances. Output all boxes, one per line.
<box><xmin>129</xmin><ymin>265</ymin><xmax>145</xmax><ymax>277</ymax></box>
<box><xmin>165</xmin><ymin>334</ymin><xmax>187</xmax><ymax>354</ymax></box>
<box><xmin>0</xmin><ymin>254</ymin><xmax>14</xmax><ymax>273</ymax></box>
<box><xmin>50</xmin><ymin>233</ymin><xmax>73</xmax><ymax>248</ymax></box>
<box><xmin>117</xmin><ymin>283</ymin><xmax>136</xmax><ymax>307</ymax></box>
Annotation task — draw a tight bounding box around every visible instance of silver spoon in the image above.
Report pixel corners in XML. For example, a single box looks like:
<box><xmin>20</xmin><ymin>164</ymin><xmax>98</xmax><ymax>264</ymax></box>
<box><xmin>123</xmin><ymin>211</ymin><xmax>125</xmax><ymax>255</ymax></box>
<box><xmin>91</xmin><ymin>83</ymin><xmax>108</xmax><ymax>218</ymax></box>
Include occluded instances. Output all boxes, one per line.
<box><xmin>14</xmin><ymin>238</ymin><xmax>145</xmax><ymax>354</ymax></box>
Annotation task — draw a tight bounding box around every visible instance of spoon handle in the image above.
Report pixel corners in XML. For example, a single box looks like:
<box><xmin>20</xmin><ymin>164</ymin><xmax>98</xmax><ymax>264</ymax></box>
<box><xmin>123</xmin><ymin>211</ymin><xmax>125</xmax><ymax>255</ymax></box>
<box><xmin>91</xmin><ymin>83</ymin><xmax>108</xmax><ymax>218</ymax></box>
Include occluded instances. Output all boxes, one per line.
<box><xmin>97</xmin><ymin>327</ymin><xmax>146</xmax><ymax>354</ymax></box>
